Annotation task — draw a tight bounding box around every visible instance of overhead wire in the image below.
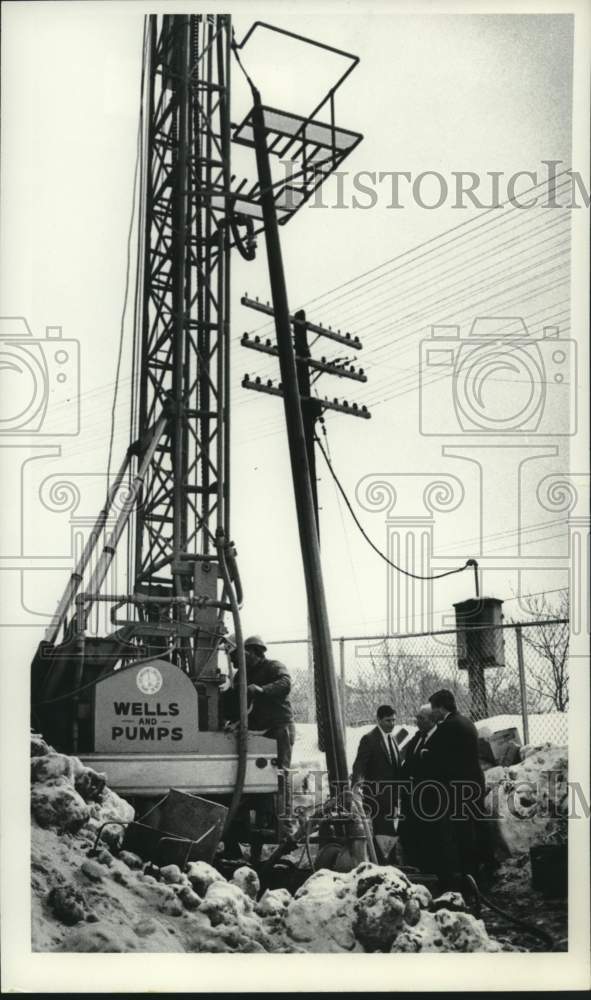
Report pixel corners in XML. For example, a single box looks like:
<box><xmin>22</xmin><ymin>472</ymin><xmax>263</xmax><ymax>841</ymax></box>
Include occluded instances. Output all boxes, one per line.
<box><xmin>238</xmin><ymin>173</ymin><xmax>574</xmax><ymax>339</ymax></box>
<box><xmin>314</xmin><ymin>433</ymin><xmax>474</xmax><ymax>584</ymax></box>
<box><xmin>236</xmin><ymin>283</ymin><xmax>571</xmax><ymax>436</ymax></box>
<box><xmin>337</xmin><ymin>236</ymin><xmax>570</xmax><ymax>351</ymax></box>
<box><xmin>232</xmin><ymin>283</ymin><xmax>571</xmax><ymax>443</ymax></box>
<box><xmin>127</xmin><ymin>19</ymin><xmax>150</xmax><ymax>594</ymax></box>
<box><xmin>106</xmin><ymin>23</ymin><xmax>148</xmax><ymax>497</ymax></box>
<box><xmin>66</xmin><ymin>279</ymin><xmax>567</xmax><ymax>454</ymax></box>
<box><xmin>264</xmin><ymin>586</ymin><xmax>569</xmax><ymax>645</ymax></box>
<box><xmin>235</xmin><ymin>262</ymin><xmax>570</xmax><ymax>410</ymax></box>
<box><xmin>76</xmin><ymin>84</ymin><xmax>573</xmax><ymax>458</ymax></box>
<box><xmin>238</xmin><ymin>194</ymin><xmax>572</xmax><ymax>344</ymax></box>
<box><xmin>232</xmin><ymin>212</ymin><xmax>571</xmax><ymax>438</ymax></box>
<box><xmin>318</xmin><ymin>417</ymin><xmax>372</xmax><ymax>632</ymax></box>
<box><xmin>232</xmin><ymin>315</ymin><xmax>571</xmax><ymax>446</ymax></box>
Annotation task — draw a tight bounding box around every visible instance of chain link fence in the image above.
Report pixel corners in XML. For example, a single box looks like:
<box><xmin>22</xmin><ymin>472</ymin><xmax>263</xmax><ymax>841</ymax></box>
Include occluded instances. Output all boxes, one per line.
<box><xmin>266</xmin><ymin>619</ymin><xmax>569</xmax><ymax>763</ymax></box>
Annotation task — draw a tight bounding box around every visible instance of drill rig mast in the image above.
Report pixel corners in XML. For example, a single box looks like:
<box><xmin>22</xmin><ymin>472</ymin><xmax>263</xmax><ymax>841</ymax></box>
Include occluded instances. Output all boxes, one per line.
<box><xmin>31</xmin><ymin>16</ymin><xmax>363</xmax><ymax>828</ymax></box>
<box><xmin>131</xmin><ymin>14</ymin><xmax>238</xmax><ymax>717</ymax></box>
<box><xmin>33</xmin><ymin>15</ymin><xmax>241</xmax><ymax>745</ymax></box>
<box><xmin>134</xmin><ymin>14</ymin><xmax>231</xmax><ymax>606</ymax></box>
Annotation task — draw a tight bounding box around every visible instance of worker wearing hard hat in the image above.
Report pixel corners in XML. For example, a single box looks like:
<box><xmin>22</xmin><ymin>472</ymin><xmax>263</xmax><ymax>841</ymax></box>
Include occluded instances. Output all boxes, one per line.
<box><xmin>225</xmin><ymin>635</ymin><xmax>296</xmax><ymax>769</ymax></box>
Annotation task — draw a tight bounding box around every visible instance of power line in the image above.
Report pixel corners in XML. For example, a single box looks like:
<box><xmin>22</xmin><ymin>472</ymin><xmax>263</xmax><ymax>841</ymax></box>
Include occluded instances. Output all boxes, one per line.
<box><xmin>239</xmin><ymin>172</ymin><xmax>574</xmax><ymax>339</ymax></box>
<box><xmin>236</xmin><ymin>244</ymin><xmax>570</xmax><ymax>402</ymax></box>
<box><xmin>365</xmin><ymin>291</ymin><xmax>571</xmax><ymax>410</ymax></box>
<box><xmin>232</xmin><ymin>298</ymin><xmax>571</xmax><ymax>445</ymax></box>
<box><xmin>240</xmin><ymin>200</ymin><xmax>571</xmax><ymax>344</ymax></box>
<box><xmin>319</xmin><ymin>419</ymin><xmax>371</xmax><ymax>631</ymax></box>
<box><xmin>345</xmin><ymin>237</ymin><xmax>570</xmax><ymax>353</ymax></box>
<box><xmin>106</xmin><ymin>23</ymin><xmax>148</xmax><ymax>494</ymax></box>
<box><xmin>315</xmin><ymin>433</ymin><xmax>474</xmax><ymax>584</ymax></box>
<box><xmin>264</xmin><ymin>594</ymin><xmax>569</xmax><ymax>646</ymax></box>
<box><xmin>233</xmin><ymin>280</ymin><xmax>571</xmax><ymax>441</ymax></box>
<box><xmin>233</xmin><ymin>240</ymin><xmax>571</xmax><ymax>436</ymax></box>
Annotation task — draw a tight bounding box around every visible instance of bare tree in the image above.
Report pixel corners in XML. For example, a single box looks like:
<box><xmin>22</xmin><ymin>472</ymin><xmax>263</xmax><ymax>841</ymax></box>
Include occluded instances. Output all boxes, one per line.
<box><xmin>485</xmin><ymin>667</ymin><xmax>523</xmax><ymax>715</ymax></box>
<box><xmin>352</xmin><ymin>640</ymin><xmax>471</xmax><ymax>724</ymax></box>
<box><xmin>514</xmin><ymin>591</ymin><xmax>569</xmax><ymax>712</ymax></box>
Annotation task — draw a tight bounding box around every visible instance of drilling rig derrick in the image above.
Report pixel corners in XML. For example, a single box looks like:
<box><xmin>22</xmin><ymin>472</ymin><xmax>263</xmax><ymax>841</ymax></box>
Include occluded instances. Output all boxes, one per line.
<box><xmin>31</xmin><ymin>14</ymin><xmax>241</xmax><ymax>748</ymax></box>
<box><xmin>31</xmin><ymin>14</ymin><xmax>365</xmax><ymax>856</ymax></box>
<box><xmin>132</xmin><ymin>14</ymin><xmax>234</xmax><ymax>703</ymax></box>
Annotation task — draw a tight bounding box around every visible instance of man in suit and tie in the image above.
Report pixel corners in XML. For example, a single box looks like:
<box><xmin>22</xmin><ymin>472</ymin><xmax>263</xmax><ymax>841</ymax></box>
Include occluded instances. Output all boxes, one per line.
<box><xmin>351</xmin><ymin>704</ymin><xmax>403</xmax><ymax>842</ymax></box>
<box><xmin>402</xmin><ymin>704</ymin><xmax>438</xmax><ymax>772</ymax></box>
<box><xmin>398</xmin><ymin>704</ymin><xmax>438</xmax><ymax>867</ymax></box>
<box><xmin>424</xmin><ymin>688</ymin><xmax>487</xmax><ymax>887</ymax></box>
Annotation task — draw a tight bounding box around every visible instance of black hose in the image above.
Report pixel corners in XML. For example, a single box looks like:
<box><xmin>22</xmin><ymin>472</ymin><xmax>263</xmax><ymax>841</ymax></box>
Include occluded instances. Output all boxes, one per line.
<box><xmin>463</xmin><ymin>874</ymin><xmax>555</xmax><ymax>949</ymax></box>
<box><xmin>225</xmin><ymin>541</ymin><xmax>244</xmax><ymax>607</ymax></box>
<box><xmin>217</xmin><ymin>530</ymin><xmax>248</xmax><ymax>840</ymax></box>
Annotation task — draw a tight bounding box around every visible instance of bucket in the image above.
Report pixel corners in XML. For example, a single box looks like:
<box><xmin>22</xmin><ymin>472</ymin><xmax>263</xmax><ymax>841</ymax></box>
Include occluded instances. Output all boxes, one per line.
<box><xmin>529</xmin><ymin>843</ymin><xmax>567</xmax><ymax>898</ymax></box>
<box><xmin>124</xmin><ymin>789</ymin><xmax>227</xmax><ymax>867</ymax></box>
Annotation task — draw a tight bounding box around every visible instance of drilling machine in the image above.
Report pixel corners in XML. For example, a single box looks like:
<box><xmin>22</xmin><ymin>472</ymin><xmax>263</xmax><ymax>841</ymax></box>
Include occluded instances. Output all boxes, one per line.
<box><xmin>30</xmin><ymin>14</ymin><xmax>367</xmax><ymax>870</ymax></box>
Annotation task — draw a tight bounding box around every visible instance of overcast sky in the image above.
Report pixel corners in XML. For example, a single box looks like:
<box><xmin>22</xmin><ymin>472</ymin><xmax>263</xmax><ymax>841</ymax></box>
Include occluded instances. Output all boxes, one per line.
<box><xmin>0</xmin><ymin>2</ymin><xmax>582</xmax><ymax>678</ymax></box>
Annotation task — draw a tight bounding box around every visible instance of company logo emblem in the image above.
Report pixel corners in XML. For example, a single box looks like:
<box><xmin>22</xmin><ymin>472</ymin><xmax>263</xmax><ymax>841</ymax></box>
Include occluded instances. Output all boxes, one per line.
<box><xmin>136</xmin><ymin>665</ymin><xmax>163</xmax><ymax>695</ymax></box>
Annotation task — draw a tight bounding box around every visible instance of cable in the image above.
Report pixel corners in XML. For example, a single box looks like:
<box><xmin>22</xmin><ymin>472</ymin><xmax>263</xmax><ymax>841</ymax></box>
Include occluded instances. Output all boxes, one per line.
<box><xmin>463</xmin><ymin>874</ymin><xmax>555</xmax><ymax>949</ymax></box>
<box><xmin>314</xmin><ymin>434</ymin><xmax>473</xmax><ymax>584</ymax></box>
<box><xmin>31</xmin><ymin>645</ymin><xmax>182</xmax><ymax>707</ymax></box>
<box><xmin>319</xmin><ymin>417</ymin><xmax>372</xmax><ymax>634</ymax></box>
<box><xmin>127</xmin><ymin>19</ymin><xmax>150</xmax><ymax>595</ymax></box>
<box><xmin>32</xmin><ymin>616</ymin><xmax>227</xmax><ymax>708</ymax></box>
<box><xmin>233</xmin><ymin>284</ymin><xmax>570</xmax><ymax>441</ymax></box>
<box><xmin>106</xmin><ymin>24</ymin><xmax>148</xmax><ymax>497</ymax></box>
<box><xmin>234</xmin><ymin>205</ymin><xmax>572</xmax><ymax>396</ymax></box>
<box><xmin>239</xmin><ymin>202</ymin><xmax>570</xmax><ymax>345</ymax></box>
<box><xmin>217</xmin><ymin>530</ymin><xmax>249</xmax><ymax>840</ymax></box>
<box><xmin>233</xmin><ymin>215</ymin><xmax>570</xmax><ymax>422</ymax></box>
<box><xmin>240</xmin><ymin>172</ymin><xmax>573</xmax><ymax>338</ymax></box>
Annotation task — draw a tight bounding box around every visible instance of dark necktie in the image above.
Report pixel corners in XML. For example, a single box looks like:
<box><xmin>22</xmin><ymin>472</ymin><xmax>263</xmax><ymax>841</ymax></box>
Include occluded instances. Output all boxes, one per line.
<box><xmin>388</xmin><ymin>734</ymin><xmax>397</xmax><ymax>766</ymax></box>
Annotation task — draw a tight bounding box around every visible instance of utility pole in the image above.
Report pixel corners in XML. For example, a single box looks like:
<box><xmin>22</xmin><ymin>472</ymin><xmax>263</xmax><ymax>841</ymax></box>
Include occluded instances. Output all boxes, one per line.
<box><xmin>240</xmin><ymin>247</ymin><xmax>370</xmax><ymax>771</ymax></box>
<box><xmin>295</xmin><ymin>308</ymin><xmax>322</xmax><ymax>728</ymax></box>
<box><xmin>293</xmin><ymin>310</ymin><xmax>322</xmax><ymax>536</ymax></box>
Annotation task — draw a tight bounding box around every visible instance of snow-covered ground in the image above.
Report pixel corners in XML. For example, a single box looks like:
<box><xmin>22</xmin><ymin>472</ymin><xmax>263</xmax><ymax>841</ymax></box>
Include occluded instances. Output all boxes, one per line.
<box><xmin>30</xmin><ymin>733</ymin><xmax>507</xmax><ymax>953</ymax></box>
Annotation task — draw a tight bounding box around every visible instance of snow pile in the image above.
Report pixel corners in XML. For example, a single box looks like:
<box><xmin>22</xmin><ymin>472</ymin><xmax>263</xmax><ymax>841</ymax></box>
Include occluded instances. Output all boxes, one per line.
<box><xmin>31</xmin><ymin>733</ymin><xmax>134</xmax><ymax>839</ymax></box>
<box><xmin>279</xmin><ymin>864</ymin><xmax>500</xmax><ymax>954</ymax></box>
<box><xmin>392</xmin><ymin>906</ymin><xmax>499</xmax><ymax>953</ymax></box>
<box><xmin>30</xmin><ymin>732</ymin><xmax>287</xmax><ymax>953</ymax></box>
<box><xmin>485</xmin><ymin>744</ymin><xmax>568</xmax><ymax>855</ymax></box>
<box><xmin>280</xmin><ymin>862</ymin><xmax>500</xmax><ymax>953</ymax></box>
<box><xmin>31</xmin><ymin>822</ymin><xmax>292</xmax><ymax>953</ymax></box>
<box><xmin>31</xmin><ymin>733</ymin><xmax>503</xmax><ymax>953</ymax></box>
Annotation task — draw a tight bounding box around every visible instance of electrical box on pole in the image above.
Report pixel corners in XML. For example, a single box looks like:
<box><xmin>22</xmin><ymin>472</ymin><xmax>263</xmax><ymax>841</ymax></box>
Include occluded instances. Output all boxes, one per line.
<box><xmin>454</xmin><ymin>596</ymin><xmax>505</xmax><ymax>720</ymax></box>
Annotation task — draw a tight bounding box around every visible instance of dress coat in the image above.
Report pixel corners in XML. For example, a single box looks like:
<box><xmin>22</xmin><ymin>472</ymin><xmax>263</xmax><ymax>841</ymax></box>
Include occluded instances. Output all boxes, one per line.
<box><xmin>351</xmin><ymin>725</ymin><xmax>404</xmax><ymax>835</ymax></box>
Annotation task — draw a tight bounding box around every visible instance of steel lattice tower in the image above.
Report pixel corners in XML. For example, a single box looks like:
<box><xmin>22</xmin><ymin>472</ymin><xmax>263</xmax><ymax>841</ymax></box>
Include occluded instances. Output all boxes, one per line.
<box><xmin>132</xmin><ymin>14</ymin><xmax>232</xmax><ymax>611</ymax></box>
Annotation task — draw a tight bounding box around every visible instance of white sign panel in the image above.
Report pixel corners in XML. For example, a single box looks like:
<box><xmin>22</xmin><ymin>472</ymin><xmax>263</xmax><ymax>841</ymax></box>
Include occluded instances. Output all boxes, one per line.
<box><xmin>93</xmin><ymin>659</ymin><xmax>200</xmax><ymax>753</ymax></box>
